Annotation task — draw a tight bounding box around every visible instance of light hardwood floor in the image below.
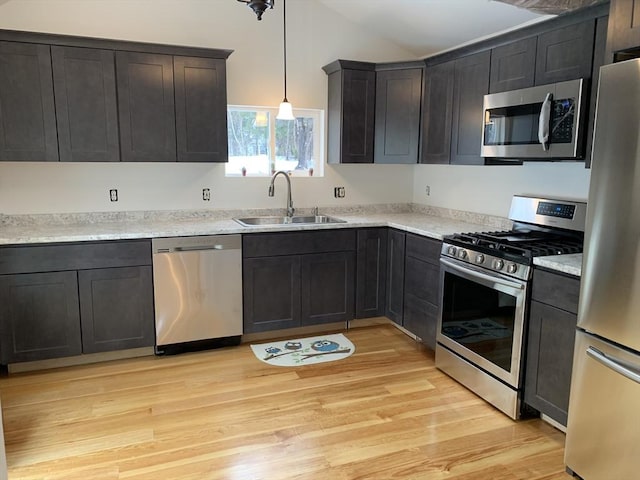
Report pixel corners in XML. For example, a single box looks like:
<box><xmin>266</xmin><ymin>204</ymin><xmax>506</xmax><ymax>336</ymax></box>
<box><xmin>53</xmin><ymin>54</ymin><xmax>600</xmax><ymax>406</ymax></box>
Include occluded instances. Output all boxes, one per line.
<box><xmin>0</xmin><ymin>324</ymin><xmax>571</xmax><ymax>480</ymax></box>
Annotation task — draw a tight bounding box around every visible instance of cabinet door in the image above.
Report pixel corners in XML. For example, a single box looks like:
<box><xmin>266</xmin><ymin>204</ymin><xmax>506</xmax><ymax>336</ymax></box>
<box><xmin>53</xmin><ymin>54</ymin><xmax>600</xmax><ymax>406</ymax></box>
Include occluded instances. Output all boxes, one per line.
<box><xmin>327</xmin><ymin>68</ymin><xmax>375</xmax><ymax>164</ymax></box>
<box><xmin>421</xmin><ymin>61</ymin><xmax>454</xmax><ymax>165</ymax></box>
<box><xmin>0</xmin><ymin>41</ymin><xmax>58</xmax><ymax>161</ymax></box>
<box><xmin>404</xmin><ymin>255</ymin><xmax>440</xmax><ymax>348</ymax></box>
<box><xmin>385</xmin><ymin>230</ymin><xmax>405</xmax><ymax>324</ymax></box>
<box><xmin>78</xmin><ymin>266</ymin><xmax>154</xmax><ymax>354</ymax></box>
<box><xmin>243</xmin><ymin>256</ymin><xmax>301</xmax><ymax>333</ymax></box>
<box><xmin>301</xmin><ymin>252</ymin><xmax>355</xmax><ymax>326</ymax></box>
<box><xmin>535</xmin><ymin>20</ymin><xmax>595</xmax><ymax>85</ymax></box>
<box><xmin>356</xmin><ymin>228</ymin><xmax>387</xmax><ymax>318</ymax></box>
<box><xmin>374</xmin><ymin>68</ymin><xmax>423</xmax><ymax>164</ymax></box>
<box><xmin>116</xmin><ymin>51</ymin><xmax>176</xmax><ymax>162</ymax></box>
<box><xmin>451</xmin><ymin>51</ymin><xmax>490</xmax><ymax>165</ymax></box>
<box><xmin>0</xmin><ymin>271</ymin><xmax>81</xmax><ymax>363</ymax></box>
<box><xmin>403</xmin><ymin>294</ymin><xmax>439</xmax><ymax>350</ymax></box>
<box><xmin>607</xmin><ymin>0</ymin><xmax>640</xmax><ymax>56</ymax></box>
<box><xmin>52</xmin><ymin>46</ymin><xmax>120</xmax><ymax>162</ymax></box>
<box><xmin>489</xmin><ymin>37</ymin><xmax>537</xmax><ymax>93</ymax></box>
<box><xmin>525</xmin><ymin>300</ymin><xmax>577</xmax><ymax>426</ymax></box>
<box><xmin>585</xmin><ymin>15</ymin><xmax>609</xmax><ymax>168</ymax></box>
<box><xmin>174</xmin><ymin>56</ymin><xmax>228</xmax><ymax>163</ymax></box>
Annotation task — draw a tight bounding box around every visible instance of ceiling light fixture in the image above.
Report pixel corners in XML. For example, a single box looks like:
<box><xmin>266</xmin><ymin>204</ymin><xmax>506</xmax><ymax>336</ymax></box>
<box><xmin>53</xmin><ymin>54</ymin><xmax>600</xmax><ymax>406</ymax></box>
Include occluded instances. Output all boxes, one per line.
<box><xmin>276</xmin><ymin>0</ymin><xmax>294</xmax><ymax>120</ymax></box>
<box><xmin>237</xmin><ymin>0</ymin><xmax>274</xmax><ymax>21</ymax></box>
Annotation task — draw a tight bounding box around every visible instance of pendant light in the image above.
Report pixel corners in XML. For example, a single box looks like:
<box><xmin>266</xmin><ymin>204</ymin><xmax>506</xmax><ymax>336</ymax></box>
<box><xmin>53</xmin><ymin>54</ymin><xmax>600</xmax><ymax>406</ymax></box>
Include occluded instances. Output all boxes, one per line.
<box><xmin>276</xmin><ymin>0</ymin><xmax>295</xmax><ymax>120</ymax></box>
<box><xmin>236</xmin><ymin>0</ymin><xmax>274</xmax><ymax>21</ymax></box>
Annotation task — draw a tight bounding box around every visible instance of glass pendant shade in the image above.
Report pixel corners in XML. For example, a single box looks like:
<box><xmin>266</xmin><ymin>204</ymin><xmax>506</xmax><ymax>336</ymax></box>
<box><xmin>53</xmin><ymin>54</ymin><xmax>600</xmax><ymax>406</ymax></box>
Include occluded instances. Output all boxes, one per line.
<box><xmin>277</xmin><ymin>99</ymin><xmax>295</xmax><ymax>120</ymax></box>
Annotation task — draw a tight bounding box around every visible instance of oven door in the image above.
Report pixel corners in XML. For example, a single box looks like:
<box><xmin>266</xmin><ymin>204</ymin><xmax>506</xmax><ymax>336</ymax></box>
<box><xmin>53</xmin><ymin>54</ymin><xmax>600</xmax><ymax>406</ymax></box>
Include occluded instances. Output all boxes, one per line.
<box><xmin>437</xmin><ymin>257</ymin><xmax>528</xmax><ymax>388</ymax></box>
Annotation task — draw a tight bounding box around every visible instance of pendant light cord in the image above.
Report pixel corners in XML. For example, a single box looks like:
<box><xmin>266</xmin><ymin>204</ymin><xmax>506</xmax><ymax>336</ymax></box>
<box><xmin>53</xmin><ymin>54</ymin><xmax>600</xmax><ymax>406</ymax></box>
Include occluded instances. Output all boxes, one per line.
<box><xmin>283</xmin><ymin>0</ymin><xmax>288</xmax><ymax>101</ymax></box>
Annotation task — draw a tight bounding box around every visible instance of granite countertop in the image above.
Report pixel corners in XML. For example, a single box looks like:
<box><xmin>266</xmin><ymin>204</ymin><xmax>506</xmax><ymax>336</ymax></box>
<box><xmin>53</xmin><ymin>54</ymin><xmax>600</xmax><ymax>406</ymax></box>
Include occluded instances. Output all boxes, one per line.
<box><xmin>0</xmin><ymin>204</ymin><xmax>580</xmax><ymax>275</ymax></box>
<box><xmin>0</xmin><ymin>204</ymin><xmax>511</xmax><ymax>245</ymax></box>
<box><xmin>533</xmin><ymin>253</ymin><xmax>582</xmax><ymax>277</ymax></box>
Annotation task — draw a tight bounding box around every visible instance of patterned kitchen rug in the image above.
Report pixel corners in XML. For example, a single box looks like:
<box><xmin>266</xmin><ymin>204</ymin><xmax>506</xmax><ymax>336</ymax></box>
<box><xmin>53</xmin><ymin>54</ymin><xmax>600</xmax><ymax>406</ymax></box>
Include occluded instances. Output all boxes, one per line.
<box><xmin>250</xmin><ymin>333</ymin><xmax>354</xmax><ymax>367</ymax></box>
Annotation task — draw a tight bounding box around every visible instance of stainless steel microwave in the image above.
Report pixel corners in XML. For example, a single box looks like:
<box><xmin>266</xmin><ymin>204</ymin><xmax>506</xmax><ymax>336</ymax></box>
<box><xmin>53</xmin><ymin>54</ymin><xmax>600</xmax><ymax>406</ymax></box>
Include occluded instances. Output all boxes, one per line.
<box><xmin>481</xmin><ymin>79</ymin><xmax>586</xmax><ymax>160</ymax></box>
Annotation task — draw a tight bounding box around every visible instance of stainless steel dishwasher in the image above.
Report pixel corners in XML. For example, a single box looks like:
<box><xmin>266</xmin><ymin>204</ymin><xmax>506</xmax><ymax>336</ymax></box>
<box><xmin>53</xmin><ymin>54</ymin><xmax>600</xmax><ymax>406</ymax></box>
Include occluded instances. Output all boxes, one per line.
<box><xmin>152</xmin><ymin>235</ymin><xmax>243</xmax><ymax>354</ymax></box>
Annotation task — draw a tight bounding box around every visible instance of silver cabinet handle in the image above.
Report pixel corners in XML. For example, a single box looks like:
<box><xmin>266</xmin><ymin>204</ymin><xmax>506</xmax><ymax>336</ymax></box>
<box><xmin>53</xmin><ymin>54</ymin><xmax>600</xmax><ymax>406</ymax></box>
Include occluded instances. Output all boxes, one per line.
<box><xmin>587</xmin><ymin>346</ymin><xmax>640</xmax><ymax>385</ymax></box>
<box><xmin>440</xmin><ymin>258</ymin><xmax>524</xmax><ymax>291</ymax></box>
<box><xmin>174</xmin><ymin>244</ymin><xmax>226</xmax><ymax>252</ymax></box>
<box><xmin>538</xmin><ymin>92</ymin><xmax>553</xmax><ymax>151</ymax></box>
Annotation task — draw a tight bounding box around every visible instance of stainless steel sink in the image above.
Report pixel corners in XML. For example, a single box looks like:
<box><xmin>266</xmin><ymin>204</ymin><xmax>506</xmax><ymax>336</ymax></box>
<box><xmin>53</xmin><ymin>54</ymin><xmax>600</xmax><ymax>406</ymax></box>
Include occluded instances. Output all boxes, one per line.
<box><xmin>233</xmin><ymin>215</ymin><xmax>347</xmax><ymax>227</ymax></box>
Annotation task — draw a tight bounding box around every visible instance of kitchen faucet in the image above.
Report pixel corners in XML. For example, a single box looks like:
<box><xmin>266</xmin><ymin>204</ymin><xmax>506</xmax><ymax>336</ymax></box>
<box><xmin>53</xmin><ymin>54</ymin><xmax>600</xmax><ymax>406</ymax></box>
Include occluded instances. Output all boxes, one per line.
<box><xmin>268</xmin><ymin>170</ymin><xmax>295</xmax><ymax>217</ymax></box>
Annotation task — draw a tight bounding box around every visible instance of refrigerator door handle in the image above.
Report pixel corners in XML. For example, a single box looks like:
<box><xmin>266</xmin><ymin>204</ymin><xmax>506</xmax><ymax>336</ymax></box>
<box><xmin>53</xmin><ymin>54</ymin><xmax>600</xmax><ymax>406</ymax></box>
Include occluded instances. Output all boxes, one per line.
<box><xmin>587</xmin><ymin>346</ymin><xmax>640</xmax><ymax>384</ymax></box>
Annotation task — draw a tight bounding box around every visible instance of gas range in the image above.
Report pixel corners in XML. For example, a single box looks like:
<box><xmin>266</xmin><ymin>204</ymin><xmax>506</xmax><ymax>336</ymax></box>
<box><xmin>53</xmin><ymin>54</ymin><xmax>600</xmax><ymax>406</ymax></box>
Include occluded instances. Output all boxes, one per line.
<box><xmin>441</xmin><ymin>196</ymin><xmax>586</xmax><ymax>281</ymax></box>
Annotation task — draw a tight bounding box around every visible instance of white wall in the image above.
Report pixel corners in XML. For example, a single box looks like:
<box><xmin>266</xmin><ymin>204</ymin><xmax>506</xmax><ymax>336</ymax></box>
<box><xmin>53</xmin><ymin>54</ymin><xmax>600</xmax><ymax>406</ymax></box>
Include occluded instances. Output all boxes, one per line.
<box><xmin>413</xmin><ymin>162</ymin><xmax>591</xmax><ymax>218</ymax></box>
<box><xmin>0</xmin><ymin>0</ymin><xmax>416</xmax><ymax>214</ymax></box>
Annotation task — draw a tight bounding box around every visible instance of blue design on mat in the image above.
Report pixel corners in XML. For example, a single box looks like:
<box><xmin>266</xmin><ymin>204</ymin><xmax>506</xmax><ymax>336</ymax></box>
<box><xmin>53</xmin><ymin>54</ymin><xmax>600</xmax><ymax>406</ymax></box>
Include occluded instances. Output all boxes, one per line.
<box><xmin>310</xmin><ymin>340</ymin><xmax>340</xmax><ymax>352</ymax></box>
<box><xmin>265</xmin><ymin>346</ymin><xmax>281</xmax><ymax>354</ymax></box>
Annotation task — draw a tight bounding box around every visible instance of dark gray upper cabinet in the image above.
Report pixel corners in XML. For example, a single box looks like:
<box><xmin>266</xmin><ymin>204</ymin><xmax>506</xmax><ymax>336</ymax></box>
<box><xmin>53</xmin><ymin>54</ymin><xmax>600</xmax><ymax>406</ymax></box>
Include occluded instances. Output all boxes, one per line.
<box><xmin>450</xmin><ymin>51</ymin><xmax>490</xmax><ymax>165</ymax></box>
<box><xmin>374</xmin><ymin>67</ymin><xmax>423</xmax><ymax>164</ymax></box>
<box><xmin>0</xmin><ymin>41</ymin><xmax>58</xmax><ymax>161</ymax></box>
<box><xmin>607</xmin><ymin>0</ymin><xmax>640</xmax><ymax>58</ymax></box>
<box><xmin>585</xmin><ymin>15</ymin><xmax>609</xmax><ymax>168</ymax></box>
<box><xmin>355</xmin><ymin>228</ymin><xmax>388</xmax><ymax>319</ymax></box>
<box><xmin>420</xmin><ymin>60</ymin><xmax>455</xmax><ymax>165</ymax></box>
<box><xmin>174</xmin><ymin>56</ymin><xmax>228</xmax><ymax>163</ymax></box>
<box><xmin>116</xmin><ymin>51</ymin><xmax>177</xmax><ymax>162</ymax></box>
<box><xmin>323</xmin><ymin>60</ymin><xmax>376</xmax><ymax>164</ymax></box>
<box><xmin>489</xmin><ymin>37</ymin><xmax>537</xmax><ymax>93</ymax></box>
<box><xmin>534</xmin><ymin>20</ymin><xmax>596</xmax><ymax>85</ymax></box>
<box><xmin>52</xmin><ymin>46</ymin><xmax>119</xmax><ymax>162</ymax></box>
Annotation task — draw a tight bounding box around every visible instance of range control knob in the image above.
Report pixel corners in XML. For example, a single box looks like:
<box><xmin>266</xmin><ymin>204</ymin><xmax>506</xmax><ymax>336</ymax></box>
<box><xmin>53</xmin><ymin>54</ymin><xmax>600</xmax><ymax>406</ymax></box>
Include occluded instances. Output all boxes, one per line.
<box><xmin>475</xmin><ymin>254</ymin><xmax>485</xmax><ymax>264</ymax></box>
<box><xmin>507</xmin><ymin>263</ymin><xmax>518</xmax><ymax>274</ymax></box>
<box><xmin>447</xmin><ymin>246</ymin><xmax>457</xmax><ymax>256</ymax></box>
<box><xmin>457</xmin><ymin>249</ymin><xmax>467</xmax><ymax>260</ymax></box>
<box><xmin>493</xmin><ymin>259</ymin><xmax>504</xmax><ymax>270</ymax></box>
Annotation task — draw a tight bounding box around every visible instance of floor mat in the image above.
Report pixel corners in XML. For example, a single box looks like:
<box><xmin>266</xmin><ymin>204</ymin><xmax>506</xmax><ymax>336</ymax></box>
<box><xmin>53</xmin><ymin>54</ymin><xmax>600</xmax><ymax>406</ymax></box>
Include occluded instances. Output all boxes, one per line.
<box><xmin>250</xmin><ymin>333</ymin><xmax>354</xmax><ymax>367</ymax></box>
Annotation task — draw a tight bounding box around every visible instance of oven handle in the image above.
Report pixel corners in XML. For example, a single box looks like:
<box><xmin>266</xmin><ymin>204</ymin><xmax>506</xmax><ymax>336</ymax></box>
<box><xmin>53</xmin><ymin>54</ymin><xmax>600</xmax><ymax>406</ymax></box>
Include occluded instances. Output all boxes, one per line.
<box><xmin>440</xmin><ymin>258</ymin><xmax>525</xmax><ymax>291</ymax></box>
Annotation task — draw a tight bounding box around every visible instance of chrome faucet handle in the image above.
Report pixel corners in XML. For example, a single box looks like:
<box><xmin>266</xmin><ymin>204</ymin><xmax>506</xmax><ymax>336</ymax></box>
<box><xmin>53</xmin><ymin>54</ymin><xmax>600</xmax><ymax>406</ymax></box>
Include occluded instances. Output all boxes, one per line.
<box><xmin>313</xmin><ymin>206</ymin><xmax>319</xmax><ymax>216</ymax></box>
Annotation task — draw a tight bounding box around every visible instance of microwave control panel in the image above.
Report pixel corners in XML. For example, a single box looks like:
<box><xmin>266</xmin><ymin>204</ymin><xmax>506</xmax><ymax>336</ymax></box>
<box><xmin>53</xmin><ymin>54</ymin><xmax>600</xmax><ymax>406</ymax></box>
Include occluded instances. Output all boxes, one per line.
<box><xmin>550</xmin><ymin>98</ymin><xmax>575</xmax><ymax>144</ymax></box>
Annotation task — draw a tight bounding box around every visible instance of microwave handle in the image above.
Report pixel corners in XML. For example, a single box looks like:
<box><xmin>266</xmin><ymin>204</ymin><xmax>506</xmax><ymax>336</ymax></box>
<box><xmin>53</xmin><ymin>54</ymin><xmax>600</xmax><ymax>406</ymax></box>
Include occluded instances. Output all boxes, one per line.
<box><xmin>538</xmin><ymin>92</ymin><xmax>553</xmax><ymax>151</ymax></box>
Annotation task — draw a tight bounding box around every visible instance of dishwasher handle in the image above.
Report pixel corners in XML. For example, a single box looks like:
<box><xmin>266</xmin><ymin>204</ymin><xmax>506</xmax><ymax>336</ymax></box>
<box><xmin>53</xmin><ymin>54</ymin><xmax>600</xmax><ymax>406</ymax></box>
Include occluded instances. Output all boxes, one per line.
<box><xmin>152</xmin><ymin>234</ymin><xmax>242</xmax><ymax>255</ymax></box>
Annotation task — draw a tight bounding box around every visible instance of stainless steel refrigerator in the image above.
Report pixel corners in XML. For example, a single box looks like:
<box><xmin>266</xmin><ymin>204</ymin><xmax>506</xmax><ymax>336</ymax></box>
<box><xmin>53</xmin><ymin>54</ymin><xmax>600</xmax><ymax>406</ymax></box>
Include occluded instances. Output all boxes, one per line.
<box><xmin>565</xmin><ymin>58</ymin><xmax>640</xmax><ymax>478</ymax></box>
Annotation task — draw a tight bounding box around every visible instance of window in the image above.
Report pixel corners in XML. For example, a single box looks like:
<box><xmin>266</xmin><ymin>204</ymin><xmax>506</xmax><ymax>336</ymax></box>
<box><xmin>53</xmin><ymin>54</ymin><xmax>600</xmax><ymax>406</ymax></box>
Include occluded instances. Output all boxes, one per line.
<box><xmin>226</xmin><ymin>106</ymin><xmax>324</xmax><ymax>177</ymax></box>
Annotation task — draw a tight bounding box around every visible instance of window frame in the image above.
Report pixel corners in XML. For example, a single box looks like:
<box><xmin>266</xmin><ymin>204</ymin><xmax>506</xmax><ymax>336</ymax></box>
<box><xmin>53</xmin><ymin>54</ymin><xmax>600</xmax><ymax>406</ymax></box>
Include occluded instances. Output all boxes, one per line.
<box><xmin>226</xmin><ymin>105</ymin><xmax>325</xmax><ymax>177</ymax></box>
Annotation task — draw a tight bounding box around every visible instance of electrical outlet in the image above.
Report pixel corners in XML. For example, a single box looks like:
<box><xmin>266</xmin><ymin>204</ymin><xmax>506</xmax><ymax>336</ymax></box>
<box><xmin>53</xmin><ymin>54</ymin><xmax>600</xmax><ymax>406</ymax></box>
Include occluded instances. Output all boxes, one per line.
<box><xmin>425</xmin><ymin>185</ymin><xmax>430</xmax><ymax>196</ymax></box>
<box><xmin>334</xmin><ymin>186</ymin><xmax>346</xmax><ymax>198</ymax></box>
<box><xmin>109</xmin><ymin>189</ymin><xmax>118</xmax><ymax>202</ymax></box>
<box><xmin>202</xmin><ymin>188</ymin><xmax>211</xmax><ymax>201</ymax></box>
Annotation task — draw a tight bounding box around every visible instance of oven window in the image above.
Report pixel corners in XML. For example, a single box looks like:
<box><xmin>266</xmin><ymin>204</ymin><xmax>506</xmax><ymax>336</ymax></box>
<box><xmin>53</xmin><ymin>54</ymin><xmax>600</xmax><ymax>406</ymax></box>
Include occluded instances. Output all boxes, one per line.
<box><xmin>441</xmin><ymin>272</ymin><xmax>516</xmax><ymax>372</ymax></box>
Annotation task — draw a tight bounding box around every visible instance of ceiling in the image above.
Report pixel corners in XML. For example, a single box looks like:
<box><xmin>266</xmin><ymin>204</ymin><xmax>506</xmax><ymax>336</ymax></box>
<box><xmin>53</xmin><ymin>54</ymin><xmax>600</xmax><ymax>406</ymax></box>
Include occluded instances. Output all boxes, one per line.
<box><xmin>315</xmin><ymin>0</ymin><xmax>600</xmax><ymax>58</ymax></box>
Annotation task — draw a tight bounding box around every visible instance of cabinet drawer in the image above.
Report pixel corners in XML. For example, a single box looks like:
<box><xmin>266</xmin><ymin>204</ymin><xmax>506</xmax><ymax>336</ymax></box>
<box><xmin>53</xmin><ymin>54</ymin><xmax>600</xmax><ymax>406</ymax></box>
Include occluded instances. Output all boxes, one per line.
<box><xmin>531</xmin><ymin>268</ymin><xmax>580</xmax><ymax>314</ymax></box>
<box><xmin>0</xmin><ymin>240</ymin><xmax>152</xmax><ymax>274</ymax></box>
<box><xmin>243</xmin><ymin>229</ymin><xmax>356</xmax><ymax>258</ymax></box>
<box><xmin>405</xmin><ymin>233</ymin><xmax>441</xmax><ymax>265</ymax></box>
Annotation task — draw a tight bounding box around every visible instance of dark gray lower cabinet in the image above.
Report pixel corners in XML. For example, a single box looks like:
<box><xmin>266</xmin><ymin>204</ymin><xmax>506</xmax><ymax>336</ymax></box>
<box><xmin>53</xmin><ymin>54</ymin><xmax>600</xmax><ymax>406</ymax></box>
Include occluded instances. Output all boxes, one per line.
<box><xmin>0</xmin><ymin>271</ymin><xmax>81</xmax><ymax>363</ymax></box>
<box><xmin>403</xmin><ymin>234</ymin><xmax>441</xmax><ymax>349</ymax></box>
<box><xmin>355</xmin><ymin>228</ymin><xmax>387</xmax><ymax>318</ymax></box>
<box><xmin>79</xmin><ymin>266</ymin><xmax>154</xmax><ymax>353</ymax></box>
<box><xmin>242</xmin><ymin>230</ymin><xmax>356</xmax><ymax>334</ymax></box>
<box><xmin>525</xmin><ymin>269</ymin><xmax>580</xmax><ymax>427</ymax></box>
<box><xmin>0</xmin><ymin>240</ymin><xmax>154</xmax><ymax>364</ymax></box>
<box><xmin>243</xmin><ymin>256</ymin><xmax>301</xmax><ymax>333</ymax></box>
<box><xmin>385</xmin><ymin>229</ymin><xmax>406</xmax><ymax>324</ymax></box>
<box><xmin>301</xmin><ymin>252</ymin><xmax>355</xmax><ymax>326</ymax></box>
